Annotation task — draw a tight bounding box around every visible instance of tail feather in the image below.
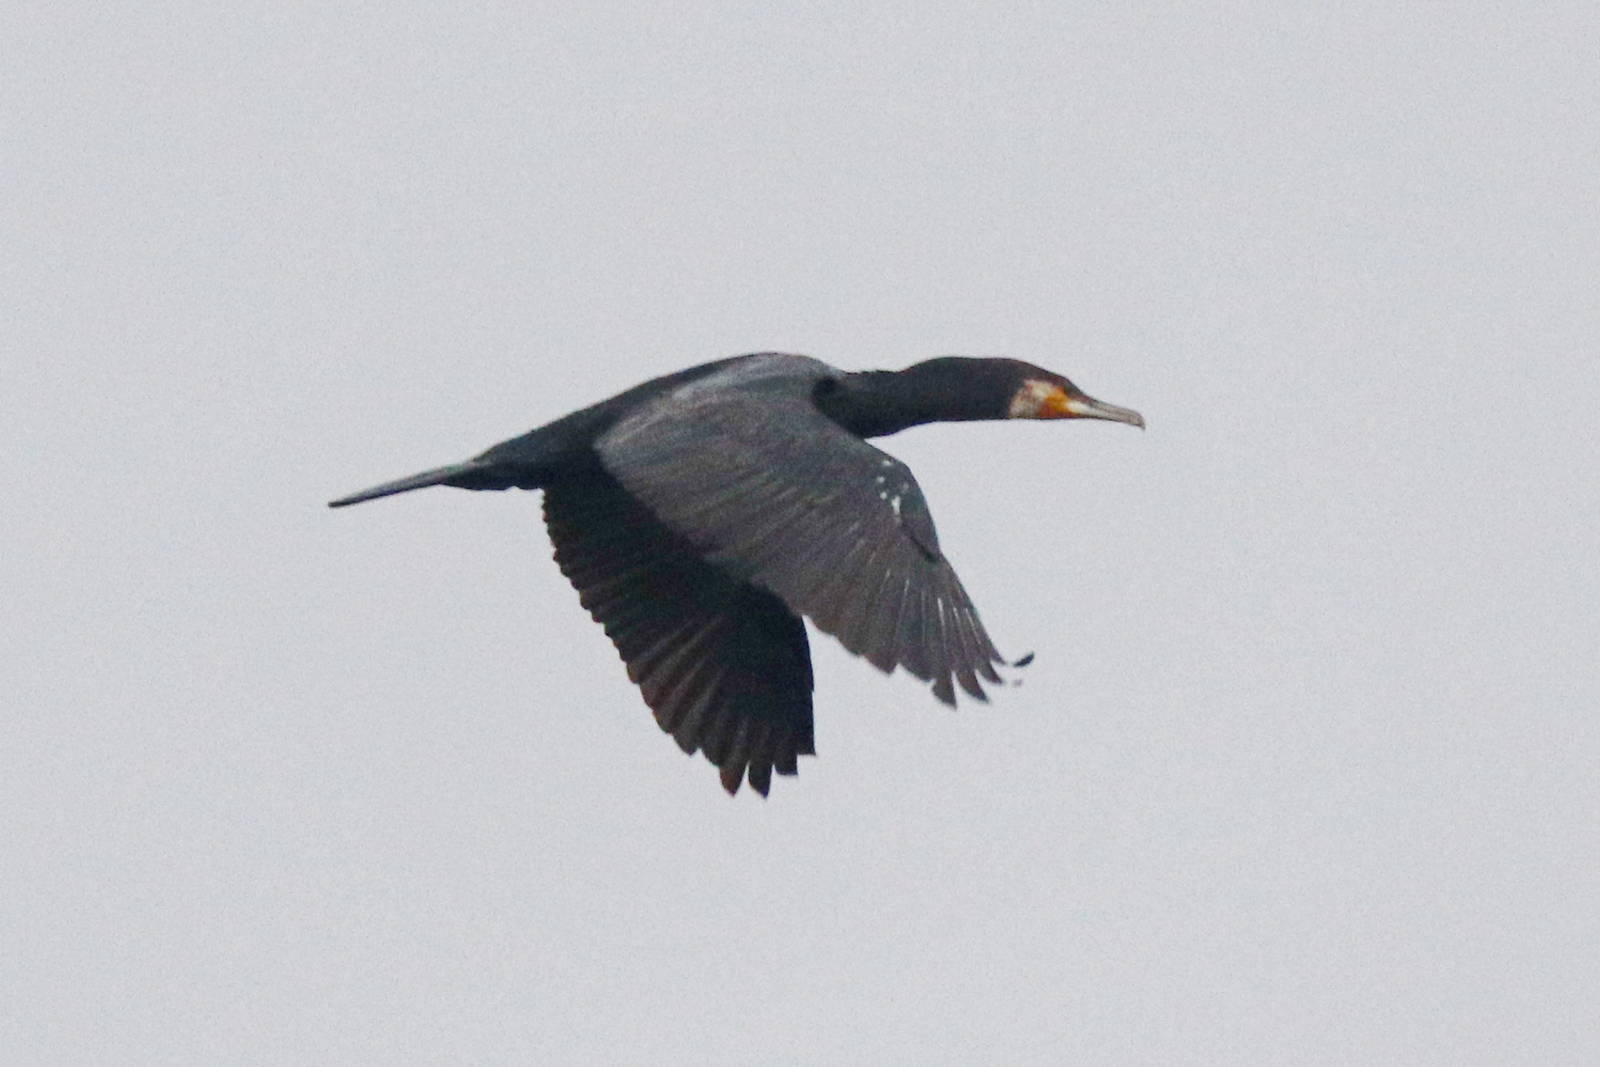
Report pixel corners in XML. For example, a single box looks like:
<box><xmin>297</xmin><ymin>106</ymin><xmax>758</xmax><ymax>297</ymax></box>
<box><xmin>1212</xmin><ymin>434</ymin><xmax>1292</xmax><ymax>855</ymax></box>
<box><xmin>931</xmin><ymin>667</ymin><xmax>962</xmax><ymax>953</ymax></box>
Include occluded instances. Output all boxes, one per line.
<box><xmin>327</xmin><ymin>463</ymin><xmax>484</xmax><ymax>508</ymax></box>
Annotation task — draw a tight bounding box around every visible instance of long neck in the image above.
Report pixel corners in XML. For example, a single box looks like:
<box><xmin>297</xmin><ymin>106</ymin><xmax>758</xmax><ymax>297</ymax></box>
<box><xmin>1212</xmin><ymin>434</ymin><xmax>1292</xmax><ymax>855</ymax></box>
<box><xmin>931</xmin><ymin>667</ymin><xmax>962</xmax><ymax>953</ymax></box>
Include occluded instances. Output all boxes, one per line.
<box><xmin>816</xmin><ymin>368</ymin><xmax>996</xmax><ymax>438</ymax></box>
<box><xmin>812</xmin><ymin>372</ymin><xmax>924</xmax><ymax>437</ymax></box>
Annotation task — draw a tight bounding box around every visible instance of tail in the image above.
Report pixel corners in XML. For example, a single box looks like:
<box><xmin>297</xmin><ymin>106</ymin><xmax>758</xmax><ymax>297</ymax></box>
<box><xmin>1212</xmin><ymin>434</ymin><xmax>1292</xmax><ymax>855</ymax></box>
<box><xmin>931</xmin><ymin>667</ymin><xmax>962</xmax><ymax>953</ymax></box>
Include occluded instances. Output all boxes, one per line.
<box><xmin>327</xmin><ymin>462</ymin><xmax>488</xmax><ymax>508</ymax></box>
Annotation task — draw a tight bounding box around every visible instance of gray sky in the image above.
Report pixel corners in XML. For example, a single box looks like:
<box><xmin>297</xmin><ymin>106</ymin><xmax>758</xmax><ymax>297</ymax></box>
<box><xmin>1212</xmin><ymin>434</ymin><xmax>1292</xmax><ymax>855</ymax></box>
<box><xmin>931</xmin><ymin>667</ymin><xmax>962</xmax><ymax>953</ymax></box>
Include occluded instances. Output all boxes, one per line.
<box><xmin>5</xmin><ymin>3</ymin><xmax>1597</xmax><ymax>1063</ymax></box>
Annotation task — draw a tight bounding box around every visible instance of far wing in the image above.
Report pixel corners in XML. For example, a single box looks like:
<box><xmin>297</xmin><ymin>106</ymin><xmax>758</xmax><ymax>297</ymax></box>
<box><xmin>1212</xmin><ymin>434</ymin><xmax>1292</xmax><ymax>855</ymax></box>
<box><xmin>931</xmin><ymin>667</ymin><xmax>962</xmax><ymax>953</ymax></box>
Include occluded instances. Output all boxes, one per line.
<box><xmin>543</xmin><ymin>471</ymin><xmax>814</xmax><ymax>795</ymax></box>
<box><xmin>597</xmin><ymin>378</ymin><xmax>1004</xmax><ymax>704</ymax></box>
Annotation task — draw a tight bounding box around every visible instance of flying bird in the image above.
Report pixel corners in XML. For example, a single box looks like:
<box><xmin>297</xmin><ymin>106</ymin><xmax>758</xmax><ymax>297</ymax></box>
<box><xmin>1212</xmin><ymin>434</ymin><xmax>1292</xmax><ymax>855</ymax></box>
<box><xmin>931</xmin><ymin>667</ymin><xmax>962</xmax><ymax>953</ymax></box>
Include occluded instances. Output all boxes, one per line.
<box><xmin>330</xmin><ymin>354</ymin><xmax>1143</xmax><ymax>795</ymax></box>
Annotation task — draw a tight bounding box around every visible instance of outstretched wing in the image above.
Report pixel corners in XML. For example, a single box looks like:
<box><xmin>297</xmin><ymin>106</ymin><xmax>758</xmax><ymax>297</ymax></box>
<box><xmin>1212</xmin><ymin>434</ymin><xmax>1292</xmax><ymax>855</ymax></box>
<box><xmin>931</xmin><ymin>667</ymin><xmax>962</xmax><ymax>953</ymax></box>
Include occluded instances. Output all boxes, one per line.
<box><xmin>597</xmin><ymin>376</ymin><xmax>1005</xmax><ymax>705</ymax></box>
<box><xmin>542</xmin><ymin>470</ymin><xmax>814</xmax><ymax>795</ymax></box>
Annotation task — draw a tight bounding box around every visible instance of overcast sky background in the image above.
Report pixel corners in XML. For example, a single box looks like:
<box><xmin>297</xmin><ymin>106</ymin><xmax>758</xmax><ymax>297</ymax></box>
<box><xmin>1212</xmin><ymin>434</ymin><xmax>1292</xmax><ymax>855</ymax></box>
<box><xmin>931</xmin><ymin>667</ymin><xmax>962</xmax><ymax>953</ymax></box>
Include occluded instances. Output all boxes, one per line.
<box><xmin>5</xmin><ymin>3</ymin><xmax>1597</xmax><ymax>1064</ymax></box>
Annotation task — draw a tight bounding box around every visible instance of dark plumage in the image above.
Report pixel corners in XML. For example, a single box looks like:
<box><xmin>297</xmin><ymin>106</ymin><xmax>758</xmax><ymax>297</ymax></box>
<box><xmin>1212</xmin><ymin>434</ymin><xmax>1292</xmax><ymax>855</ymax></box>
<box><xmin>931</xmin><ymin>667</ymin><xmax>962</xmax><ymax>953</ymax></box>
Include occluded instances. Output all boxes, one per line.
<box><xmin>330</xmin><ymin>354</ymin><xmax>1143</xmax><ymax>795</ymax></box>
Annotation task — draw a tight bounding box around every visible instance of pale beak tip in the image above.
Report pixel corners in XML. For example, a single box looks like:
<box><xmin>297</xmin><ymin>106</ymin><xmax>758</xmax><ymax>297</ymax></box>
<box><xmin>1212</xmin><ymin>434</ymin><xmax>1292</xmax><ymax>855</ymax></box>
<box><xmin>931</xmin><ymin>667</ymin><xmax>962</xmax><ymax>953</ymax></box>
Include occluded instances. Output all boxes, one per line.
<box><xmin>1066</xmin><ymin>394</ymin><xmax>1145</xmax><ymax>429</ymax></box>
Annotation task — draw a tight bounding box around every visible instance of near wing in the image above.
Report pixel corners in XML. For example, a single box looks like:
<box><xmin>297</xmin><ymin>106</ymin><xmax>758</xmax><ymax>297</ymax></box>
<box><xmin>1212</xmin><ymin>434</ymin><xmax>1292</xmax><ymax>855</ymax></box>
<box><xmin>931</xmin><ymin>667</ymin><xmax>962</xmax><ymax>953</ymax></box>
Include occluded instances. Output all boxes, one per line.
<box><xmin>597</xmin><ymin>378</ymin><xmax>1005</xmax><ymax>705</ymax></box>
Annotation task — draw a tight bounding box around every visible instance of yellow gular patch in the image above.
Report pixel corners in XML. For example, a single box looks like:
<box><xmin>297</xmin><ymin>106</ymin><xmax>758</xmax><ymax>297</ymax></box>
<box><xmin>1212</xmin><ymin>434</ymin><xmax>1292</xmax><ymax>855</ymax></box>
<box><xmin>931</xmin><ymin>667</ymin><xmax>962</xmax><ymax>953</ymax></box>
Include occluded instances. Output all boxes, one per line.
<box><xmin>1008</xmin><ymin>379</ymin><xmax>1066</xmax><ymax>419</ymax></box>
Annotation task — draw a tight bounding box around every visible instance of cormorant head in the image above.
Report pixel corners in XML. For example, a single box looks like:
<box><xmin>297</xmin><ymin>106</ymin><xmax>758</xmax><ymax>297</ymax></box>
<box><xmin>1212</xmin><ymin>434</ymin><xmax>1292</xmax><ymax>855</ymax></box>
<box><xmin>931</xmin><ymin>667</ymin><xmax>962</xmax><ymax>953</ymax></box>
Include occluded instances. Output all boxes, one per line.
<box><xmin>904</xmin><ymin>357</ymin><xmax>1145</xmax><ymax>428</ymax></box>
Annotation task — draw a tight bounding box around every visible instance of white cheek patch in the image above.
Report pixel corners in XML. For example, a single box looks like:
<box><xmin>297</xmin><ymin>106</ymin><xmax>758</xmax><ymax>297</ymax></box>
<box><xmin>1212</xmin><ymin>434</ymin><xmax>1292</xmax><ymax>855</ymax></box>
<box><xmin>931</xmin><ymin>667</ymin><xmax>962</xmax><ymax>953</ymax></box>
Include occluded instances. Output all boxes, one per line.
<box><xmin>1008</xmin><ymin>379</ymin><xmax>1056</xmax><ymax>418</ymax></box>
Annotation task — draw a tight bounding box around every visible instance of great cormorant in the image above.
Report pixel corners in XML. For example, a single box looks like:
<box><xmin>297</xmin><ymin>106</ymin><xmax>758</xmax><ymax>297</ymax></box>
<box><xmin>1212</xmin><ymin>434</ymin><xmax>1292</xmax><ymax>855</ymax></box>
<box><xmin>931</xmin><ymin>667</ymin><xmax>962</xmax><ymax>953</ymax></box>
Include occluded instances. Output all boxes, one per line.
<box><xmin>330</xmin><ymin>354</ymin><xmax>1143</xmax><ymax>795</ymax></box>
